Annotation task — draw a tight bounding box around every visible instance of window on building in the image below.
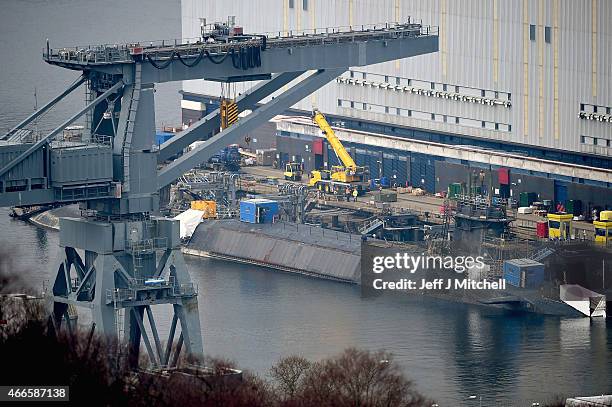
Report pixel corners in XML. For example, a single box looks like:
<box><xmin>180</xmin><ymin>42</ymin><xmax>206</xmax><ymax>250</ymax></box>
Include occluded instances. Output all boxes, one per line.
<box><xmin>530</xmin><ymin>24</ymin><xmax>536</xmax><ymax>41</ymax></box>
<box><xmin>494</xmin><ymin>91</ymin><xmax>499</xmax><ymax>99</ymax></box>
<box><xmin>508</xmin><ymin>124</ymin><xmax>512</xmax><ymax>132</ymax></box>
<box><xmin>508</xmin><ymin>93</ymin><xmax>512</xmax><ymax>101</ymax></box>
<box><xmin>455</xmin><ymin>117</ymin><xmax>460</xmax><ymax>124</ymax></box>
<box><xmin>430</xmin><ymin>82</ymin><xmax>435</xmax><ymax>90</ymax></box>
<box><xmin>362</xmin><ymin>103</ymin><xmax>367</xmax><ymax>110</ymax></box>
<box><xmin>385</xmin><ymin>106</ymin><xmax>389</xmax><ymax>114</ymax></box>
<box><xmin>396</xmin><ymin>108</ymin><xmax>401</xmax><ymax>115</ymax></box>
<box><xmin>350</xmin><ymin>101</ymin><xmax>355</xmax><ymax>108</ymax></box>
<box><xmin>384</xmin><ymin>75</ymin><xmax>389</xmax><ymax>82</ymax></box>
<box><xmin>443</xmin><ymin>115</ymin><xmax>447</xmax><ymax>123</ymax></box>
<box><xmin>481</xmin><ymin>89</ymin><xmax>486</xmax><ymax>97</ymax></box>
<box><xmin>443</xmin><ymin>84</ymin><xmax>447</xmax><ymax>91</ymax></box>
<box><xmin>580</xmin><ymin>103</ymin><xmax>585</xmax><ymax>111</ymax></box>
<box><xmin>545</xmin><ymin>26</ymin><xmax>551</xmax><ymax>43</ymax></box>
<box><xmin>302</xmin><ymin>0</ymin><xmax>308</xmax><ymax>10</ymax></box>
<box><xmin>431</xmin><ymin>113</ymin><xmax>435</xmax><ymax>120</ymax></box>
<box><xmin>495</xmin><ymin>123</ymin><xmax>499</xmax><ymax>130</ymax></box>
<box><xmin>362</xmin><ymin>72</ymin><xmax>367</xmax><ymax>79</ymax></box>
<box><xmin>481</xmin><ymin>121</ymin><xmax>486</xmax><ymax>128</ymax></box>
<box><xmin>289</xmin><ymin>0</ymin><xmax>294</xmax><ymax>8</ymax></box>
<box><xmin>580</xmin><ymin>135</ymin><xmax>586</xmax><ymax>144</ymax></box>
<box><xmin>396</xmin><ymin>77</ymin><xmax>401</xmax><ymax>85</ymax></box>
<box><xmin>455</xmin><ymin>85</ymin><xmax>460</xmax><ymax>93</ymax></box>
<box><xmin>593</xmin><ymin>106</ymin><xmax>598</xmax><ymax>113</ymax></box>
<box><xmin>337</xmin><ymin>99</ymin><xmax>342</xmax><ymax>107</ymax></box>
<box><xmin>607</xmin><ymin>107</ymin><xmax>611</xmax><ymax>115</ymax></box>
<box><xmin>349</xmin><ymin>71</ymin><xmax>354</xmax><ymax>78</ymax></box>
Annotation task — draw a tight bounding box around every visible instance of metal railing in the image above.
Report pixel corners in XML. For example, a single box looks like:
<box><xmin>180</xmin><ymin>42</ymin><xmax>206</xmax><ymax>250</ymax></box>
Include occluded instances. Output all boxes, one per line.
<box><xmin>124</xmin><ymin>237</ymin><xmax>168</xmax><ymax>254</ymax></box>
<box><xmin>105</xmin><ymin>276</ymin><xmax>197</xmax><ymax>306</ymax></box>
<box><xmin>43</xmin><ymin>21</ymin><xmax>437</xmax><ymax>65</ymax></box>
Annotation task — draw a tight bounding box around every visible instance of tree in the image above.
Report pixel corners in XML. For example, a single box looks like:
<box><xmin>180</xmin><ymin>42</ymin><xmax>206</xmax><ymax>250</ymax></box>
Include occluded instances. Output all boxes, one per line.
<box><xmin>270</xmin><ymin>355</ymin><xmax>312</xmax><ymax>400</ymax></box>
<box><xmin>275</xmin><ymin>348</ymin><xmax>433</xmax><ymax>407</ymax></box>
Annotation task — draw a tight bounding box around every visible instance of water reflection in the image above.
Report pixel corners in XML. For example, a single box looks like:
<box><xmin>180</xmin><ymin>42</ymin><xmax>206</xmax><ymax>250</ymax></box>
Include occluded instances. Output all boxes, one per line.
<box><xmin>0</xmin><ymin>216</ymin><xmax>610</xmax><ymax>405</ymax></box>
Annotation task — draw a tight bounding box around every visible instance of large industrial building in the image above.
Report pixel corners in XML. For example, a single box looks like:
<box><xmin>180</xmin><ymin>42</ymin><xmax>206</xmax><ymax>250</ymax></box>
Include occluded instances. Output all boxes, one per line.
<box><xmin>180</xmin><ymin>0</ymin><xmax>612</xmax><ymax>212</ymax></box>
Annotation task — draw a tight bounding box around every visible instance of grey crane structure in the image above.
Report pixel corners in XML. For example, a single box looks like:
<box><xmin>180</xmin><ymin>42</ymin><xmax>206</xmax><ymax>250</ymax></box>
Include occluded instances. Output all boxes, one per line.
<box><xmin>0</xmin><ymin>22</ymin><xmax>437</xmax><ymax>368</ymax></box>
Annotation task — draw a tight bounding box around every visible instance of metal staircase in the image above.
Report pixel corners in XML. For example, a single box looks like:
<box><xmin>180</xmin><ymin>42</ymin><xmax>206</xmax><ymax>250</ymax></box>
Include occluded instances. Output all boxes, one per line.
<box><xmin>359</xmin><ymin>217</ymin><xmax>384</xmax><ymax>235</ymax></box>
<box><xmin>530</xmin><ymin>247</ymin><xmax>556</xmax><ymax>262</ymax></box>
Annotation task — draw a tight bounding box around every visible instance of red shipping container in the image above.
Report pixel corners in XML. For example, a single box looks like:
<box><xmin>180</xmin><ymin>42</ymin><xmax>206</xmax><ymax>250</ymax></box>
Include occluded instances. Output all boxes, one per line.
<box><xmin>312</xmin><ymin>138</ymin><xmax>323</xmax><ymax>155</ymax></box>
<box><xmin>536</xmin><ymin>221</ymin><xmax>548</xmax><ymax>238</ymax></box>
<box><xmin>498</xmin><ymin>167</ymin><xmax>509</xmax><ymax>185</ymax></box>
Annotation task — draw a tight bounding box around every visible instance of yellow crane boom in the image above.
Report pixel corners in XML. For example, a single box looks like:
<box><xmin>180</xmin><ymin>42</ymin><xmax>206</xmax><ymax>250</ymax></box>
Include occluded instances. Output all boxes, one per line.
<box><xmin>312</xmin><ymin>109</ymin><xmax>356</xmax><ymax>169</ymax></box>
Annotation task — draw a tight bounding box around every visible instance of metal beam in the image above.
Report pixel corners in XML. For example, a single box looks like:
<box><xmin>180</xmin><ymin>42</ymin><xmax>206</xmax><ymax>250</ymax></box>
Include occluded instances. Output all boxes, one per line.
<box><xmin>157</xmin><ymin>68</ymin><xmax>344</xmax><ymax>188</ymax></box>
<box><xmin>157</xmin><ymin>71</ymin><xmax>304</xmax><ymax>162</ymax></box>
<box><xmin>163</xmin><ymin>312</ymin><xmax>179</xmax><ymax>366</ymax></box>
<box><xmin>139</xmin><ymin>35</ymin><xmax>437</xmax><ymax>84</ymax></box>
<box><xmin>170</xmin><ymin>332</ymin><xmax>184</xmax><ymax>368</ymax></box>
<box><xmin>145</xmin><ymin>305</ymin><xmax>163</xmax><ymax>363</ymax></box>
<box><xmin>73</xmin><ymin>264</ymin><xmax>95</xmax><ymax>298</ymax></box>
<box><xmin>131</xmin><ymin>307</ymin><xmax>159</xmax><ymax>366</ymax></box>
<box><xmin>1</xmin><ymin>75</ymin><xmax>87</xmax><ymax>140</ymax></box>
<box><xmin>0</xmin><ymin>80</ymin><xmax>124</xmax><ymax>179</ymax></box>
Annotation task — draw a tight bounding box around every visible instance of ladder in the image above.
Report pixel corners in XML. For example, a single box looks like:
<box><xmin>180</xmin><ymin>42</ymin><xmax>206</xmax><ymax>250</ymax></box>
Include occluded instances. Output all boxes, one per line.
<box><xmin>121</xmin><ymin>63</ymin><xmax>142</xmax><ymax>193</ymax></box>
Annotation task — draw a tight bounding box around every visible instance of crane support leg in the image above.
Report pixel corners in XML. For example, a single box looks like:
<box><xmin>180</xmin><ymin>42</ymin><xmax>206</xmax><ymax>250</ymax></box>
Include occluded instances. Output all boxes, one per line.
<box><xmin>157</xmin><ymin>68</ymin><xmax>345</xmax><ymax>188</ymax></box>
<box><xmin>0</xmin><ymin>75</ymin><xmax>87</xmax><ymax>141</ymax></box>
<box><xmin>157</xmin><ymin>71</ymin><xmax>304</xmax><ymax>162</ymax></box>
<box><xmin>49</xmin><ymin>216</ymin><xmax>203</xmax><ymax>367</ymax></box>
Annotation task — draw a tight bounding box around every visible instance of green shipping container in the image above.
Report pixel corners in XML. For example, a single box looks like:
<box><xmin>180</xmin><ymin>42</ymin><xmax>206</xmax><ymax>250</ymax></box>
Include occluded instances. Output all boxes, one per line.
<box><xmin>519</xmin><ymin>192</ymin><xmax>538</xmax><ymax>207</ymax></box>
<box><xmin>448</xmin><ymin>183</ymin><xmax>463</xmax><ymax>199</ymax></box>
<box><xmin>565</xmin><ymin>199</ymin><xmax>582</xmax><ymax>216</ymax></box>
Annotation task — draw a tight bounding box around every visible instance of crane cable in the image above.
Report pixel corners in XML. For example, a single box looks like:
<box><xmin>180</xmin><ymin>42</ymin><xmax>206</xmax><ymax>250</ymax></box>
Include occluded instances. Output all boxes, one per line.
<box><xmin>146</xmin><ymin>36</ymin><xmax>266</xmax><ymax>70</ymax></box>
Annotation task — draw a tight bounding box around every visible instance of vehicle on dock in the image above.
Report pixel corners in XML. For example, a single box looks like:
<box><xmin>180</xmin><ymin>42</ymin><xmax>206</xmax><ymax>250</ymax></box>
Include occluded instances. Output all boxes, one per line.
<box><xmin>206</xmin><ymin>144</ymin><xmax>241</xmax><ymax>172</ymax></box>
<box><xmin>283</xmin><ymin>162</ymin><xmax>303</xmax><ymax>181</ymax></box>
<box><xmin>308</xmin><ymin>109</ymin><xmax>368</xmax><ymax>195</ymax></box>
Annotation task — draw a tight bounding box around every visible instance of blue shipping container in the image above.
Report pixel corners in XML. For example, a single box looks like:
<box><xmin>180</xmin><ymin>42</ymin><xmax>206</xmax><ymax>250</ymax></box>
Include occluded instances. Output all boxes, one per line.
<box><xmin>240</xmin><ymin>199</ymin><xmax>279</xmax><ymax>224</ymax></box>
<box><xmin>503</xmin><ymin>258</ymin><xmax>545</xmax><ymax>288</ymax></box>
<box><xmin>156</xmin><ymin>131</ymin><xmax>174</xmax><ymax>146</ymax></box>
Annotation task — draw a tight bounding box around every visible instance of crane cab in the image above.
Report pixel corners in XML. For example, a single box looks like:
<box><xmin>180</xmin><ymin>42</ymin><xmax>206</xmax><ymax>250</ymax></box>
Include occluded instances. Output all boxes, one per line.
<box><xmin>330</xmin><ymin>165</ymin><xmax>367</xmax><ymax>184</ymax></box>
<box><xmin>283</xmin><ymin>162</ymin><xmax>303</xmax><ymax>181</ymax></box>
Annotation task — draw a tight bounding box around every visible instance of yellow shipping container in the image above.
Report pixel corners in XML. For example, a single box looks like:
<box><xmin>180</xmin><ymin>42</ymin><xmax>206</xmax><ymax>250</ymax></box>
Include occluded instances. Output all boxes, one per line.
<box><xmin>593</xmin><ymin>221</ymin><xmax>612</xmax><ymax>244</ymax></box>
<box><xmin>547</xmin><ymin>213</ymin><xmax>573</xmax><ymax>240</ymax></box>
<box><xmin>190</xmin><ymin>200</ymin><xmax>217</xmax><ymax>218</ymax></box>
<box><xmin>202</xmin><ymin>201</ymin><xmax>216</xmax><ymax>219</ymax></box>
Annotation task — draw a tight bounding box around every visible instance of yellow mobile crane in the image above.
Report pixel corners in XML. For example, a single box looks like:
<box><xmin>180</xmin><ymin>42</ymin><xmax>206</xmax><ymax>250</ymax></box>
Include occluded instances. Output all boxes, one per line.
<box><xmin>308</xmin><ymin>109</ymin><xmax>368</xmax><ymax>194</ymax></box>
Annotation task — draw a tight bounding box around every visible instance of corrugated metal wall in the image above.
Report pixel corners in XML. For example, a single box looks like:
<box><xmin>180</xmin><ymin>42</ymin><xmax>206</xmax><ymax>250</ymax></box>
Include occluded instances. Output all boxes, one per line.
<box><xmin>182</xmin><ymin>0</ymin><xmax>612</xmax><ymax>158</ymax></box>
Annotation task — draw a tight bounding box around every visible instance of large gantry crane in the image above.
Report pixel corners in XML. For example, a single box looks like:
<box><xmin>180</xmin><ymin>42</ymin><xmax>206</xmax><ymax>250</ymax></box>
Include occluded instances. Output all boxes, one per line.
<box><xmin>0</xmin><ymin>20</ymin><xmax>437</xmax><ymax>368</ymax></box>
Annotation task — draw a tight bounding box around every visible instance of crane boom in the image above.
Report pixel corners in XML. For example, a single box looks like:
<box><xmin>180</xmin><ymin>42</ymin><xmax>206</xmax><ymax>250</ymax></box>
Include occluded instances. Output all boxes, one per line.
<box><xmin>312</xmin><ymin>109</ymin><xmax>356</xmax><ymax>169</ymax></box>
